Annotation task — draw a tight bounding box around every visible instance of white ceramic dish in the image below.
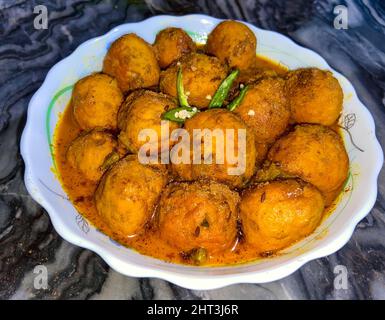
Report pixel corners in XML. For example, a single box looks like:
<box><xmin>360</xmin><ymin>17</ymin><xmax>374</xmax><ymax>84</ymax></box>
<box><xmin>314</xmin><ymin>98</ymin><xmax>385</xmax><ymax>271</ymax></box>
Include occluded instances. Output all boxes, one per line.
<box><xmin>20</xmin><ymin>14</ymin><xmax>383</xmax><ymax>290</ymax></box>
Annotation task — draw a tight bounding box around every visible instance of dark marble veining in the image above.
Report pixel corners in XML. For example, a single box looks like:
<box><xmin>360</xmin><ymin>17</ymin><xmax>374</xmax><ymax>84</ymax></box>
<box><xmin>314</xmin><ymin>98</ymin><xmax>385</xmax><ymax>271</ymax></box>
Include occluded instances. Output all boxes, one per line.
<box><xmin>0</xmin><ymin>0</ymin><xmax>384</xmax><ymax>300</ymax></box>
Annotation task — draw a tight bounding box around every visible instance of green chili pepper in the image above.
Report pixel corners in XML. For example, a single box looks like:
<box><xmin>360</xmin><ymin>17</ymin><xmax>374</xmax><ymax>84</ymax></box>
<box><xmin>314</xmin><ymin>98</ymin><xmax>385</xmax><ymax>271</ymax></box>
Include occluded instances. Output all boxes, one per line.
<box><xmin>162</xmin><ymin>67</ymin><xmax>199</xmax><ymax>123</ymax></box>
<box><xmin>190</xmin><ymin>247</ymin><xmax>207</xmax><ymax>265</ymax></box>
<box><xmin>209</xmin><ymin>69</ymin><xmax>239</xmax><ymax>109</ymax></box>
<box><xmin>161</xmin><ymin>106</ymin><xmax>199</xmax><ymax>123</ymax></box>
<box><xmin>177</xmin><ymin>66</ymin><xmax>189</xmax><ymax>108</ymax></box>
<box><xmin>100</xmin><ymin>151</ymin><xmax>120</xmax><ymax>172</ymax></box>
<box><xmin>227</xmin><ymin>85</ymin><xmax>249</xmax><ymax>111</ymax></box>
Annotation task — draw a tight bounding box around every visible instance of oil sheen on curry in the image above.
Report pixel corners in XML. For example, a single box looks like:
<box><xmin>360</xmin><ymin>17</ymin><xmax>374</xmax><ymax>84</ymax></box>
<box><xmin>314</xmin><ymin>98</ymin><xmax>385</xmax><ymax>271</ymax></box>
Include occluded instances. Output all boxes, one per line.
<box><xmin>54</xmin><ymin>21</ymin><xmax>349</xmax><ymax>266</ymax></box>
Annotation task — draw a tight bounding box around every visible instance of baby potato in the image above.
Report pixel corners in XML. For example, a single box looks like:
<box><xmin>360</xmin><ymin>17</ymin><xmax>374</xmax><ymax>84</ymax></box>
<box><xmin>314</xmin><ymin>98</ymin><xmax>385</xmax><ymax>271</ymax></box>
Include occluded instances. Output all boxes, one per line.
<box><xmin>66</xmin><ymin>129</ymin><xmax>118</xmax><ymax>182</ymax></box>
<box><xmin>263</xmin><ymin>124</ymin><xmax>349</xmax><ymax>205</ymax></box>
<box><xmin>153</xmin><ymin>27</ymin><xmax>196</xmax><ymax>69</ymax></box>
<box><xmin>285</xmin><ymin>68</ymin><xmax>343</xmax><ymax>126</ymax></box>
<box><xmin>95</xmin><ymin>155</ymin><xmax>168</xmax><ymax>237</ymax></box>
<box><xmin>206</xmin><ymin>20</ymin><xmax>257</xmax><ymax>71</ymax></box>
<box><xmin>240</xmin><ymin>179</ymin><xmax>324</xmax><ymax>254</ymax></box>
<box><xmin>117</xmin><ymin>90</ymin><xmax>180</xmax><ymax>154</ymax></box>
<box><xmin>159</xmin><ymin>52</ymin><xmax>228</xmax><ymax>109</ymax></box>
<box><xmin>171</xmin><ymin>109</ymin><xmax>257</xmax><ymax>188</ymax></box>
<box><xmin>72</xmin><ymin>73</ymin><xmax>123</xmax><ymax>130</ymax></box>
<box><xmin>234</xmin><ymin>77</ymin><xmax>290</xmax><ymax>143</ymax></box>
<box><xmin>103</xmin><ymin>33</ymin><xmax>160</xmax><ymax>93</ymax></box>
<box><xmin>157</xmin><ymin>181</ymin><xmax>239</xmax><ymax>260</ymax></box>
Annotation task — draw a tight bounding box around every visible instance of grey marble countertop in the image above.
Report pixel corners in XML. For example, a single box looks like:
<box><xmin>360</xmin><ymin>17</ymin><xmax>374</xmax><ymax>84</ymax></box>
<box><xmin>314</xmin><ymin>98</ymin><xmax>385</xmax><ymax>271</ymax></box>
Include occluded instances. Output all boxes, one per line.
<box><xmin>0</xmin><ymin>0</ymin><xmax>384</xmax><ymax>300</ymax></box>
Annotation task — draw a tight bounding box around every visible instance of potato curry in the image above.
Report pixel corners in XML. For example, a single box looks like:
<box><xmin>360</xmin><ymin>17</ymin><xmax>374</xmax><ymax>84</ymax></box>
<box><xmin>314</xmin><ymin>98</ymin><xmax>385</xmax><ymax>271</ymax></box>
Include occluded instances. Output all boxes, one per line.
<box><xmin>54</xmin><ymin>20</ymin><xmax>348</xmax><ymax>266</ymax></box>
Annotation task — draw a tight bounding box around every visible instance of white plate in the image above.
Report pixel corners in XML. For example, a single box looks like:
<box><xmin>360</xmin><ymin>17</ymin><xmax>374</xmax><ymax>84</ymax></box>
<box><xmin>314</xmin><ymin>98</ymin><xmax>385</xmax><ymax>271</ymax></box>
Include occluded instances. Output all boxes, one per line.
<box><xmin>20</xmin><ymin>14</ymin><xmax>383</xmax><ymax>290</ymax></box>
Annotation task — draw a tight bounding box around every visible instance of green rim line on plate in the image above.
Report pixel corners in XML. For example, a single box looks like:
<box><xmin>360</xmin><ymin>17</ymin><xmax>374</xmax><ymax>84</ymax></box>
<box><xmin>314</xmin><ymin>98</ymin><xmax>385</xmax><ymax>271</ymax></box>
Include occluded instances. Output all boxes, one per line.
<box><xmin>186</xmin><ymin>30</ymin><xmax>208</xmax><ymax>43</ymax></box>
<box><xmin>46</xmin><ymin>85</ymin><xmax>74</xmax><ymax>170</ymax></box>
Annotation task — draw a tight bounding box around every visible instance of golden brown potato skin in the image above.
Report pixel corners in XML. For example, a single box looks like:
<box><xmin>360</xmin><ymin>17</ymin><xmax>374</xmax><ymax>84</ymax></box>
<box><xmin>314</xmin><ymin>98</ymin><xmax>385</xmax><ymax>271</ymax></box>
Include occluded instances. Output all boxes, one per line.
<box><xmin>72</xmin><ymin>73</ymin><xmax>123</xmax><ymax>130</ymax></box>
<box><xmin>95</xmin><ymin>155</ymin><xmax>168</xmax><ymax>237</ymax></box>
<box><xmin>66</xmin><ymin>129</ymin><xmax>118</xmax><ymax>181</ymax></box>
<box><xmin>234</xmin><ymin>77</ymin><xmax>290</xmax><ymax>143</ymax></box>
<box><xmin>153</xmin><ymin>28</ymin><xmax>196</xmax><ymax>69</ymax></box>
<box><xmin>285</xmin><ymin>68</ymin><xmax>343</xmax><ymax>126</ymax></box>
<box><xmin>159</xmin><ymin>53</ymin><xmax>228</xmax><ymax>109</ymax></box>
<box><xmin>158</xmin><ymin>181</ymin><xmax>239</xmax><ymax>254</ymax></box>
<box><xmin>103</xmin><ymin>34</ymin><xmax>160</xmax><ymax>93</ymax></box>
<box><xmin>117</xmin><ymin>90</ymin><xmax>180</xmax><ymax>153</ymax></box>
<box><xmin>171</xmin><ymin>109</ymin><xmax>257</xmax><ymax>188</ymax></box>
<box><xmin>267</xmin><ymin>124</ymin><xmax>349</xmax><ymax>205</ymax></box>
<box><xmin>240</xmin><ymin>179</ymin><xmax>324</xmax><ymax>253</ymax></box>
<box><xmin>206</xmin><ymin>20</ymin><xmax>257</xmax><ymax>71</ymax></box>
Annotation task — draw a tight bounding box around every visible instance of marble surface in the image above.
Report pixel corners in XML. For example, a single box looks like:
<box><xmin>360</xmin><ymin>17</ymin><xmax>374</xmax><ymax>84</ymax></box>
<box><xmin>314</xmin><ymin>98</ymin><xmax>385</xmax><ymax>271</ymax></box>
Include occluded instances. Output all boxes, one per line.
<box><xmin>0</xmin><ymin>0</ymin><xmax>384</xmax><ymax>300</ymax></box>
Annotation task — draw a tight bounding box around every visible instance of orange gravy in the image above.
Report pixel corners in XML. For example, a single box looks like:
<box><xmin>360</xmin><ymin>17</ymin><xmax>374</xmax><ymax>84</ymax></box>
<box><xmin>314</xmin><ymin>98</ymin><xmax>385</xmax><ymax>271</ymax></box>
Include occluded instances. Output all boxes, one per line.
<box><xmin>53</xmin><ymin>56</ymin><xmax>331</xmax><ymax>266</ymax></box>
<box><xmin>254</xmin><ymin>55</ymin><xmax>288</xmax><ymax>75</ymax></box>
